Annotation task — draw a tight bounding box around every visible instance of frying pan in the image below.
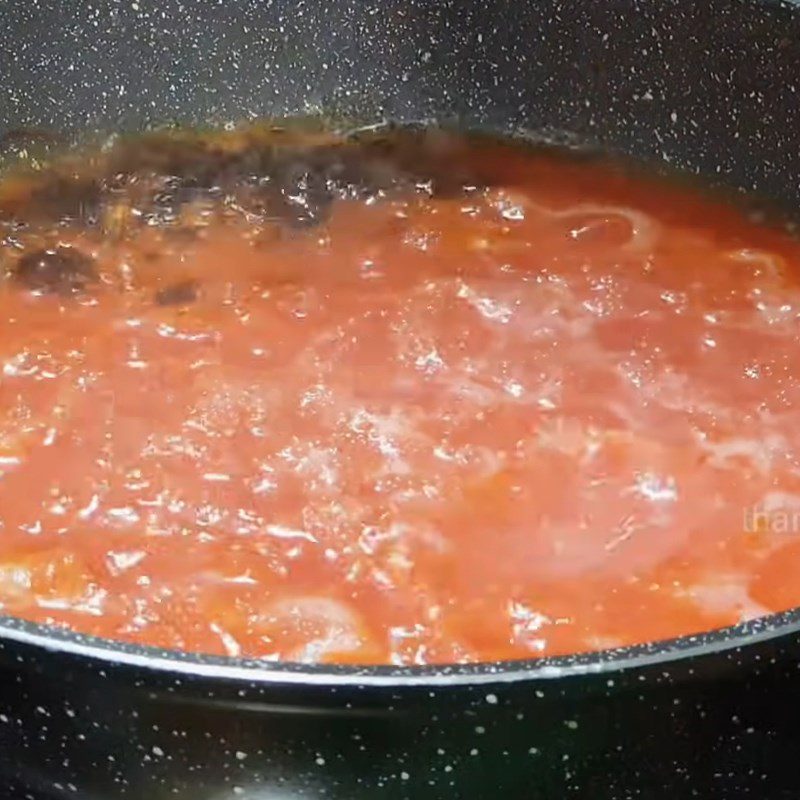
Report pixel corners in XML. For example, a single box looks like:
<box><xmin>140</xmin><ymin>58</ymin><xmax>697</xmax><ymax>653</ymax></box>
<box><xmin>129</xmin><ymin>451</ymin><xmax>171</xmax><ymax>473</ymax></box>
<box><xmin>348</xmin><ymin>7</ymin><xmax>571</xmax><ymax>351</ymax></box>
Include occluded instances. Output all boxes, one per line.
<box><xmin>1</xmin><ymin>1</ymin><xmax>800</xmax><ymax>798</ymax></box>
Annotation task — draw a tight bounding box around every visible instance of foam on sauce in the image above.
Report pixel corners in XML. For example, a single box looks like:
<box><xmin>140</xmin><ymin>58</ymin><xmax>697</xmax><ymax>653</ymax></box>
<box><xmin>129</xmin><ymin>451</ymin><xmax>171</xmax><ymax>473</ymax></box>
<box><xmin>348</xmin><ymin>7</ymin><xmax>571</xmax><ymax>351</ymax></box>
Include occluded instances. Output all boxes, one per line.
<box><xmin>0</xmin><ymin>126</ymin><xmax>799</xmax><ymax>664</ymax></box>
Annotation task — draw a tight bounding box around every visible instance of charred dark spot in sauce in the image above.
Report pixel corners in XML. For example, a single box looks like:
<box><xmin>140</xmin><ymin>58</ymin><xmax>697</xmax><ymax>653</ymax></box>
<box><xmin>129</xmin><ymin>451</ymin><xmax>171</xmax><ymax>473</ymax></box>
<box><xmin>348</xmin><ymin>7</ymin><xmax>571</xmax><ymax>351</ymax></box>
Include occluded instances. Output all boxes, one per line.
<box><xmin>110</xmin><ymin>137</ymin><xmax>228</xmax><ymax>187</ymax></box>
<box><xmin>28</xmin><ymin>175</ymin><xmax>102</xmax><ymax>224</ymax></box>
<box><xmin>13</xmin><ymin>246</ymin><xmax>97</xmax><ymax>295</ymax></box>
<box><xmin>105</xmin><ymin>133</ymin><xmax>481</xmax><ymax>229</ymax></box>
<box><xmin>154</xmin><ymin>279</ymin><xmax>199</xmax><ymax>306</ymax></box>
<box><xmin>1</xmin><ymin>127</ymin><xmax>486</xmax><ymax>241</ymax></box>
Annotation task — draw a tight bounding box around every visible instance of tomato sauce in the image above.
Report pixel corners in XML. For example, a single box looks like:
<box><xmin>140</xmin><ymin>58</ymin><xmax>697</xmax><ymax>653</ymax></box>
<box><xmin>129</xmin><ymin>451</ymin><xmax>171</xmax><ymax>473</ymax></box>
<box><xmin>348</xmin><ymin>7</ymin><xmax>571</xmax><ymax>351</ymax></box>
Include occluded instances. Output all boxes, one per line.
<box><xmin>1</xmin><ymin>127</ymin><xmax>800</xmax><ymax>665</ymax></box>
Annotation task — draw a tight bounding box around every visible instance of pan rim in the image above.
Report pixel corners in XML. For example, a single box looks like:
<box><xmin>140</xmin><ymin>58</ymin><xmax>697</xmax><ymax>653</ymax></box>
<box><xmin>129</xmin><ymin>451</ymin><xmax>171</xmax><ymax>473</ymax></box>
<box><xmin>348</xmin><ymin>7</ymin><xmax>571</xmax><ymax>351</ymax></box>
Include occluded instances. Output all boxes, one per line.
<box><xmin>0</xmin><ymin>606</ymin><xmax>797</xmax><ymax>687</ymax></box>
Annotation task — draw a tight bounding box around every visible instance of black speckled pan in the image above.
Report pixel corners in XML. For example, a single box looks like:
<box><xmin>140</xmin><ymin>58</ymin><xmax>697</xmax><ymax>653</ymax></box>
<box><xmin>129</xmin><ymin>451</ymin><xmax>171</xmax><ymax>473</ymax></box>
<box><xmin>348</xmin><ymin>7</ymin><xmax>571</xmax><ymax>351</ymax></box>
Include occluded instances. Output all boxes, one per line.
<box><xmin>2</xmin><ymin>1</ymin><xmax>800</xmax><ymax>798</ymax></box>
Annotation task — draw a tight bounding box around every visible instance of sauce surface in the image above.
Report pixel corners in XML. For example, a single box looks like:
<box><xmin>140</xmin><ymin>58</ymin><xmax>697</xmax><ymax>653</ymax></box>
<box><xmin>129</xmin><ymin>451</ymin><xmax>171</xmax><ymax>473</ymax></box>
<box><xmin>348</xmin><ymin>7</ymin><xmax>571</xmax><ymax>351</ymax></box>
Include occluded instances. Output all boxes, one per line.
<box><xmin>1</xmin><ymin>127</ymin><xmax>800</xmax><ymax>665</ymax></box>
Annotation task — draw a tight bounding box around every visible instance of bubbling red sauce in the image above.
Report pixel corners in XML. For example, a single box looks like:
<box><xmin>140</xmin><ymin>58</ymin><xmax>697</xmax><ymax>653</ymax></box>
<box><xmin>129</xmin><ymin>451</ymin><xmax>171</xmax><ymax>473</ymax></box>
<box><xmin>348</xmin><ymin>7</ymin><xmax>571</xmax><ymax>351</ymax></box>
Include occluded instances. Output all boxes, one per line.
<box><xmin>0</xmin><ymin>127</ymin><xmax>799</xmax><ymax>664</ymax></box>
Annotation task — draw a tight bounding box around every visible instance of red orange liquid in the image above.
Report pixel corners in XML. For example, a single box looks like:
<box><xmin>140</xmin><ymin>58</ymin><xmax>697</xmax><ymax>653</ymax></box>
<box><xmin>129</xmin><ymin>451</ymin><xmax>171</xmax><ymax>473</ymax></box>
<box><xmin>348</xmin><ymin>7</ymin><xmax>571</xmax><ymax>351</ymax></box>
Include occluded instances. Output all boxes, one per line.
<box><xmin>0</xmin><ymin>133</ymin><xmax>799</xmax><ymax>664</ymax></box>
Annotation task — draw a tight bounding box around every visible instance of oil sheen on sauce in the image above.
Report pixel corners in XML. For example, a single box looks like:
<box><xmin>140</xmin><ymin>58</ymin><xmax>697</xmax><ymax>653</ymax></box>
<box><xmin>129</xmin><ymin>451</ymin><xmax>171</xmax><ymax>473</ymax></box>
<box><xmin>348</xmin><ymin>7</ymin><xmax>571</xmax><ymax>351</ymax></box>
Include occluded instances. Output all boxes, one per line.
<box><xmin>0</xmin><ymin>126</ymin><xmax>799</xmax><ymax>665</ymax></box>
